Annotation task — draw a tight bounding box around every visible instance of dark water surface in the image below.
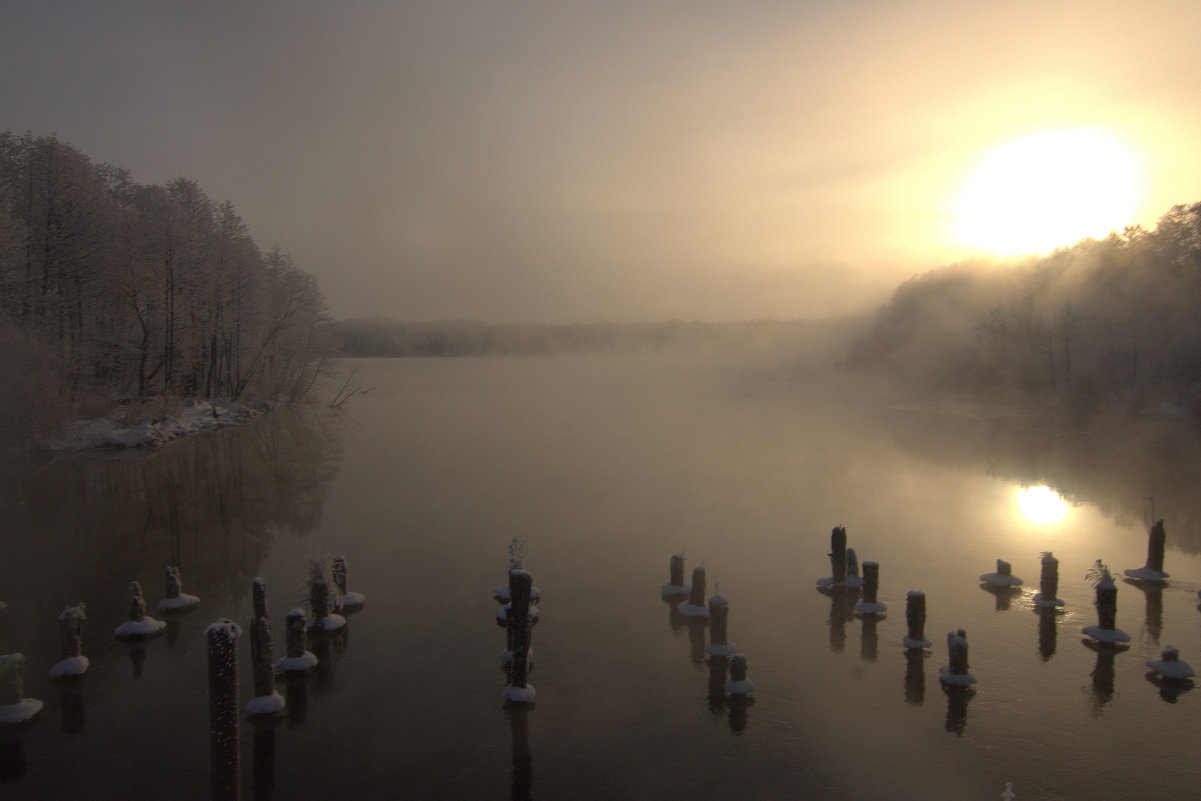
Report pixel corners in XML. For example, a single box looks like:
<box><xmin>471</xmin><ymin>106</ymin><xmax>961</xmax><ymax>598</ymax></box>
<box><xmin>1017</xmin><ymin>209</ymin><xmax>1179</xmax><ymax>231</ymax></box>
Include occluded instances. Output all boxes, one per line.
<box><xmin>3</xmin><ymin>355</ymin><xmax>1201</xmax><ymax>800</ymax></box>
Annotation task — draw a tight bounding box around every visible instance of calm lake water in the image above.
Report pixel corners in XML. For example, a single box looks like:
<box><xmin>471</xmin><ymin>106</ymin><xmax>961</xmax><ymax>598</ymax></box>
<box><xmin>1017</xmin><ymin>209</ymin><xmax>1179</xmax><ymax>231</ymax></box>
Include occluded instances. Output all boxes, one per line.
<box><xmin>3</xmin><ymin>354</ymin><xmax>1201</xmax><ymax>800</ymax></box>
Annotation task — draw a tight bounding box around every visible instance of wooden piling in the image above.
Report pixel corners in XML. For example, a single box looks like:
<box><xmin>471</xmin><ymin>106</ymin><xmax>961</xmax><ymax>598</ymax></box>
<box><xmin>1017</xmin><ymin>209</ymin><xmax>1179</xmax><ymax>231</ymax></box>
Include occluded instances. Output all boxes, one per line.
<box><xmin>207</xmin><ymin>620</ymin><xmax>241</xmax><ymax>800</ymax></box>
<box><xmin>0</xmin><ymin>654</ymin><xmax>43</xmax><ymax>724</ymax></box>
<box><xmin>504</xmin><ymin>569</ymin><xmax>536</xmax><ymax>703</ymax></box>
<box><xmin>903</xmin><ymin>591</ymin><xmax>931</xmax><ymax>649</ymax></box>
<box><xmin>50</xmin><ymin>604</ymin><xmax>89</xmax><ymax>679</ymax></box>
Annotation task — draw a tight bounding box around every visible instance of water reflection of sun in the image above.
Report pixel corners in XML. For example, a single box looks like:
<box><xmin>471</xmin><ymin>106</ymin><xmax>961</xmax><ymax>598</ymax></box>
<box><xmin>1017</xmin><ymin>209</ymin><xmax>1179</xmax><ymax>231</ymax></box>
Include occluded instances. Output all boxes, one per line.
<box><xmin>1015</xmin><ymin>485</ymin><xmax>1069</xmax><ymax>525</ymax></box>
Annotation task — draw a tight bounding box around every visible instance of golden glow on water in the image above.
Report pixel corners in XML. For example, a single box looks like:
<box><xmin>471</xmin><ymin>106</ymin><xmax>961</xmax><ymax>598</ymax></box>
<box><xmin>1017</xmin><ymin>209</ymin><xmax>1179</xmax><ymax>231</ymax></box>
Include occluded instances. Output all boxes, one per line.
<box><xmin>1016</xmin><ymin>485</ymin><xmax>1070</xmax><ymax>525</ymax></box>
<box><xmin>949</xmin><ymin>128</ymin><xmax>1142</xmax><ymax>255</ymax></box>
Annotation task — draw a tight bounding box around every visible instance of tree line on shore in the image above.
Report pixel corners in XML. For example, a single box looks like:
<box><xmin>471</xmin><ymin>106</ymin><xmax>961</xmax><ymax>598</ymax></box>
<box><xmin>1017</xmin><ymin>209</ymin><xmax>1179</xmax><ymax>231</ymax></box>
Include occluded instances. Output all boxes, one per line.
<box><xmin>851</xmin><ymin>202</ymin><xmax>1201</xmax><ymax>420</ymax></box>
<box><xmin>0</xmin><ymin>132</ymin><xmax>330</xmax><ymax>445</ymax></box>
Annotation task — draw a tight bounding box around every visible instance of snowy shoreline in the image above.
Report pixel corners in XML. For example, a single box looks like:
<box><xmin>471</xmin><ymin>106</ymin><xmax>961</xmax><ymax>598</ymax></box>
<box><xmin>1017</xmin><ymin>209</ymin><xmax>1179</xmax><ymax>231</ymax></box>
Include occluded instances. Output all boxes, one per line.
<box><xmin>46</xmin><ymin>398</ymin><xmax>267</xmax><ymax>452</ymax></box>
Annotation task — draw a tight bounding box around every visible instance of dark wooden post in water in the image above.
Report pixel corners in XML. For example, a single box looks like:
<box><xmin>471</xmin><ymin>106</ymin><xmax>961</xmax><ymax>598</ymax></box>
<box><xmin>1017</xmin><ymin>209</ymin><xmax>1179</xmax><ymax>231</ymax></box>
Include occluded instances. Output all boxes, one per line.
<box><xmin>939</xmin><ymin>629</ymin><xmax>976</xmax><ymax>686</ymax></box>
<box><xmin>705</xmin><ymin>592</ymin><xmax>735</xmax><ymax>657</ymax></box>
<box><xmin>1125</xmin><ymin>520</ymin><xmax>1170</xmax><ymax>582</ymax></box>
<box><xmin>331</xmin><ymin>555</ymin><xmax>366</xmax><ymax>611</ymax></box>
<box><xmin>504</xmin><ymin>569</ymin><xmax>536</xmax><ymax>703</ymax></box>
<box><xmin>845</xmin><ymin>548</ymin><xmax>861</xmax><ymax>587</ymax></box>
<box><xmin>1097</xmin><ymin>584</ymin><xmax>1117</xmax><ymax>630</ymax></box>
<box><xmin>276</xmin><ymin>608</ymin><xmax>318</xmax><ymax>672</ymax></box>
<box><xmin>725</xmin><ymin>654</ymin><xmax>754</xmax><ymax>695</ymax></box>
<box><xmin>207</xmin><ymin>620</ymin><xmax>241</xmax><ymax>801</ymax></box>
<box><xmin>1034</xmin><ymin>553</ymin><xmax>1064</xmax><ymax>607</ymax></box>
<box><xmin>308</xmin><ymin>573</ymin><xmax>346</xmax><ymax>634</ymax></box>
<box><xmin>158</xmin><ymin>566</ymin><xmax>200</xmax><ymax>613</ymax></box>
<box><xmin>0</xmin><ymin>654</ymin><xmax>43</xmax><ymax>724</ymax></box>
<box><xmin>114</xmin><ymin>581</ymin><xmax>166</xmax><ymax>638</ymax></box>
<box><xmin>50</xmin><ymin>604</ymin><xmax>89</xmax><ymax>679</ymax></box>
<box><xmin>678</xmin><ymin>566</ymin><xmax>709</xmax><ymax>617</ymax></box>
<box><xmin>855</xmin><ymin>562</ymin><xmax>887</xmax><ymax>614</ymax></box>
<box><xmin>662</xmin><ymin>553</ymin><xmax>690</xmax><ymax>596</ymax></box>
<box><xmin>903</xmin><ymin>591</ymin><xmax>931</xmax><ymax>649</ymax></box>
<box><xmin>246</xmin><ymin>580</ymin><xmax>285</xmax><ymax>716</ymax></box>
<box><xmin>830</xmin><ymin>526</ymin><xmax>847</xmax><ymax>585</ymax></box>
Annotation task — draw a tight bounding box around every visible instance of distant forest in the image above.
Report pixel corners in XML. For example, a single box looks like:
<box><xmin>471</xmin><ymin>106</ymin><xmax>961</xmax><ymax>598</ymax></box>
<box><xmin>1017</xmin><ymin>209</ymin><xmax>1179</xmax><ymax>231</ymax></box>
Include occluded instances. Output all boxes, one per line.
<box><xmin>851</xmin><ymin>202</ymin><xmax>1201</xmax><ymax>418</ymax></box>
<box><xmin>330</xmin><ymin>317</ymin><xmax>857</xmax><ymax>358</ymax></box>
<box><xmin>0</xmin><ymin>133</ymin><xmax>330</xmax><ymax>443</ymax></box>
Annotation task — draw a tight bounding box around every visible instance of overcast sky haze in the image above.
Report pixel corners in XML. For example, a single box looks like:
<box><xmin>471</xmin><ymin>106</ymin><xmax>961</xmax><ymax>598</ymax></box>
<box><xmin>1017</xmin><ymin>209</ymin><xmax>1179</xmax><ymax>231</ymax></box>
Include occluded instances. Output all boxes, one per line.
<box><xmin>3</xmin><ymin>0</ymin><xmax>1200</xmax><ymax>323</ymax></box>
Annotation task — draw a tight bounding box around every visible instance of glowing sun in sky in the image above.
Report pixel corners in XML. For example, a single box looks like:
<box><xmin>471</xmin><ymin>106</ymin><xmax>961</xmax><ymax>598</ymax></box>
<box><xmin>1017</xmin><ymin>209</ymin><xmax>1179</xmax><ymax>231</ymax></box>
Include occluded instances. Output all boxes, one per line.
<box><xmin>1015</xmin><ymin>485</ymin><xmax>1069</xmax><ymax>526</ymax></box>
<box><xmin>950</xmin><ymin>128</ymin><xmax>1143</xmax><ymax>256</ymax></box>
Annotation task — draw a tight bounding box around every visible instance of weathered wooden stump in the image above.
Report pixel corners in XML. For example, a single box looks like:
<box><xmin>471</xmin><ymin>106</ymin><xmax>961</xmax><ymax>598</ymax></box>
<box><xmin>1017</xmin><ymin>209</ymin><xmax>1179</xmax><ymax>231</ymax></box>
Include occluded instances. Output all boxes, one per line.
<box><xmin>158</xmin><ymin>566</ymin><xmax>200</xmax><ymax>612</ymax></box>
<box><xmin>114</xmin><ymin>581</ymin><xmax>166</xmax><ymax>639</ymax></box>
<box><xmin>855</xmin><ymin>561</ymin><xmax>887</xmax><ymax>615</ymax></box>
<box><xmin>207</xmin><ymin>620</ymin><xmax>241</xmax><ymax>800</ymax></box>
<box><xmin>1034</xmin><ymin>552</ymin><xmax>1065</xmax><ymax>608</ymax></box>
<box><xmin>704</xmin><ymin>591</ymin><xmax>736</xmax><ymax>656</ymax></box>
<box><xmin>50</xmin><ymin>604</ymin><xmax>89</xmax><ymax>679</ymax></box>
<box><xmin>332</xmin><ymin>555</ymin><xmax>366</xmax><ymax>612</ymax></box>
<box><xmin>275</xmin><ymin>608</ymin><xmax>318</xmax><ymax>672</ymax></box>
<box><xmin>903</xmin><ymin>591</ymin><xmax>931</xmax><ymax>649</ymax></box>
<box><xmin>677</xmin><ymin>565</ymin><xmax>709</xmax><ymax>618</ymax></box>
<box><xmin>939</xmin><ymin>629</ymin><xmax>976</xmax><ymax>686</ymax></box>
<box><xmin>0</xmin><ymin>654</ymin><xmax>43</xmax><ymax>724</ymax></box>
<box><xmin>503</xmin><ymin>569</ymin><xmax>536</xmax><ymax>703</ymax></box>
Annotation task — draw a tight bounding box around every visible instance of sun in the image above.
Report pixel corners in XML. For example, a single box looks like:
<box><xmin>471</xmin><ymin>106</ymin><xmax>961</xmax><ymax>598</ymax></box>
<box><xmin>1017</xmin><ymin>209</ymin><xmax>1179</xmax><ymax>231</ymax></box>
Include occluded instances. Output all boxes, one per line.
<box><xmin>948</xmin><ymin>128</ymin><xmax>1143</xmax><ymax>256</ymax></box>
<box><xmin>1015</xmin><ymin>485</ymin><xmax>1069</xmax><ymax>526</ymax></box>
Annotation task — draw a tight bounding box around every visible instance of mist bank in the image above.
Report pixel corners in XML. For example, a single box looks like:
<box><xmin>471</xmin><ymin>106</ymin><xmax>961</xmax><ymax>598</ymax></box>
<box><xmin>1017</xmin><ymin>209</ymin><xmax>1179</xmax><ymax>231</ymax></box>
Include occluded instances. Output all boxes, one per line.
<box><xmin>851</xmin><ymin>201</ymin><xmax>1201</xmax><ymax>421</ymax></box>
<box><xmin>332</xmin><ymin>316</ymin><xmax>868</xmax><ymax>363</ymax></box>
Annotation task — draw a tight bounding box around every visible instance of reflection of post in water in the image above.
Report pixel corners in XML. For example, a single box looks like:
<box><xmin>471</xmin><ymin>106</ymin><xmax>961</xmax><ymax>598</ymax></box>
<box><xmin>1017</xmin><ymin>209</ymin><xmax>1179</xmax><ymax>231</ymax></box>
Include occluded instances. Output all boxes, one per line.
<box><xmin>942</xmin><ymin>685</ymin><xmax>973</xmax><ymax>736</ymax></box>
<box><xmin>860</xmin><ymin>616</ymin><xmax>879</xmax><ymax>663</ymax></box>
<box><xmin>904</xmin><ymin>650</ymin><xmax>925</xmax><ymax>706</ymax></box>
<box><xmin>0</xmin><ymin>738</ymin><xmax>28</xmax><ymax>780</ymax></box>
<box><xmin>1085</xmin><ymin>642</ymin><xmax>1125</xmax><ymax>712</ymax></box>
<box><xmin>725</xmin><ymin>656</ymin><xmax>755</xmax><ymax>736</ymax></box>
<box><xmin>707</xmin><ymin>655</ymin><xmax>729</xmax><ymax>713</ymax></box>
<box><xmin>58</xmin><ymin>686</ymin><xmax>85</xmax><ymax>734</ymax></box>
<box><xmin>824</xmin><ymin>588</ymin><xmax>858</xmax><ymax>653</ymax></box>
<box><xmin>687</xmin><ymin>618</ymin><xmax>708</xmax><ymax>668</ymax></box>
<box><xmin>1037</xmin><ymin>607</ymin><xmax>1058</xmax><ymax>660</ymax></box>
<box><xmin>252</xmin><ymin>724</ymin><xmax>277</xmax><ymax>801</ymax></box>
<box><xmin>207</xmin><ymin>620</ymin><xmax>241</xmax><ymax>801</ymax></box>
<box><xmin>127</xmin><ymin>644</ymin><xmax>147</xmax><ymax>680</ymax></box>
<box><xmin>507</xmin><ymin>703</ymin><xmax>533</xmax><ymax>801</ymax></box>
<box><xmin>285</xmin><ymin>672</ymin><xmax>309</xmax><ymax>727</ymax></box>
<box><xmin>1126</xmin><ymin>581</ymin><xmax>1163</xmax><ymax>643</ymax></box>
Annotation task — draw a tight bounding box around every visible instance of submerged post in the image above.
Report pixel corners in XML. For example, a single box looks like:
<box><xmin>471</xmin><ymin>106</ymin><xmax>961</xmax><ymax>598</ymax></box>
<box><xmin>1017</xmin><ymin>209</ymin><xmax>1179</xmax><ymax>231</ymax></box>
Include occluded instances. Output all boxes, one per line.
<box><xmin>705</xmin><ymin>591</ymin><xmax>736</xmax><ymax>657</ymax></box>
<box><xmin>0</xmin><ymin>654</ymin><xmax>43</xmax><ymax>724</ymax></box>
<box><xmin>114</xmin><ymin>581</ymin><xmax>166</xmax><ymax>638</ymax></box>
<box><xmin>938</xmin><ymin>629</ymin><xmax>976</xmax><ymax>686</ymax></box>
<box><xmin>504</xmin><ymin>569</ymin><xmax>536</xmax><ymax>703</ymax></box>
<box><xmin>332</xmin><ymin>555</ymin><xmax>366</xmax><ymax>612</ymax></box>
<box><xmin>275</xmin><ymin>608</ymin><xmax>318</xmax><ymax>672</ymax></box>
<box><xmin>247</xmin><ymin>614</ymin><xmax>285</xmax><ymax>717</ymax></box>
<box><xmin>1034</xmin><ymin>552</ymin><xmax>1064</xmax><ymax>608</ymax></box>
<box><xmin>50</xmin><ymin>604</ymin><xmax>89</xmax><ymax>679</ymax></box>
<box><xmin>830</xmin><ymin>526</ymin><xmax>847</xmax><ymax>585</ymax></box>
<box><xmin>1125</xmin><ymin>520</ymin><xmax>1170</xmax><ymax>582</ymax></box>
<box><xmin>903</xmin><ymin>591</ymin><xmax>931</xmax><ymax>649</ymax></box>
<box><xmin>662</xmin><ymin>553</ymin><xmax>690</xmax><ymax>596</ymax></box>
<box><xmin>855</xmin><ymin>562</ymin><xmax>887</xmax><ymax>614</ymax></box>
<box><xmin>678</xmin><ymin>565</ymin><xmax>709</xmax><ymax>617</ymax></box>
<box><xmin>207</xmin><ymin>620</ymin><xmax>241</xmax><ymax>801</ymax></box>
<box><xmin>725</xmin><ymin>654</ymin><xmax>755</xmax><ymax>695</ymax></box>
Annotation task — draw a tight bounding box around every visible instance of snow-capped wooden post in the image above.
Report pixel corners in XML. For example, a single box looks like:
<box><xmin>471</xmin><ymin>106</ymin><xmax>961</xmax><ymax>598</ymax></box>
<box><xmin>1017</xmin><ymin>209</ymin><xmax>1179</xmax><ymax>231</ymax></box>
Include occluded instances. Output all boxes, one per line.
<box><xmin>308</xmin><ymin>572</ymin><xmax>346</xmax><ymax>635</ymax></box>
<box><xmin>1147</xmin><ymin>646</ymin><xmax>1195</xmax><ymax>680</ymax></box>
<box><xmin>1034</xmin><ymin>552</ymin><xmax>1064</xmax><ymax>607</ymax></box>
<box><xmin>504</xmin><ymin>569</ymin><xmax>536</xmax><ymax>703</ymax></box>
<box><xmin>1125</xmin><ymin>519</ymin><xmax>1170</xmax><ymax>582</ymax></box>
<box><xmin>678</xmin><ymin>565</ymin><xmax>709</xmax><ymax>618</ymax></box>
<box><xmin>331</xmin><ymin>555</ymin><xmax>366</xmax><ymax>612</ymax></box>
<box><xmin>980</xmin><ymin>559</ymin><xmax>1022</xmax><ymax>588</ymax></box>
<box><xmin>1083</xmin><ymin>561</ymin><xmax>1130</xmax><ymax>644</ymax></box>
<box><xmin>0</xmin><ymin>654</ymin><xmax>42</xmax><ymax>724</ymax></box>
<box><xmin>855</xmin><ymin>561</ymin><xmax>887</xmax><ymax>615</ymax></box>
<box><xmin>158</xmin><ymin>566</ymin><xmax>200</xmax><ymax>613</ymax></box>
<box><xmin>275</xmin><ymin>608</ymin><xmax>318</xmax><ymax>673</ymax></box>
<box><xmin>830</xmin><ymin>526</ymin><xmax>847</xmax><ymax>585</ymax></box>
<box><xmin>903</xmin><ymin>591</ymin><xmax>931</xmax><ymax>649</ymax></box>
<box><xmin>939</xmin><ymin>629</ymin><xmax>976</xmax><ymax>686</ymax></box>
<box><xmin>247</xmin><ymin>614</ymin><xmax>285</xmax><ymax>717</ymax></box>
<box><xmin>662</xmin><ymin>552</ymin><xmax>690</xmax><ymax>596</ymax></box>
<box><xmin>725</xmin><ymin>654</ymin><xmax>754</xmax><ymax>695</ymax></box>
<box><xmin>207</xmin><ymin>619</ymin><xmax>241</xmax><ymax>801</ymax></box>
<box><xmin>114</xmin><ymin>581</ymin><xmax>166</xmax><ymax>638</ymax></box>
<box><xmin>50</xmin><ymin>604</ymin><xmax>89</xmax><ymax>679</ymax></box>
<box><xmin>705</xmin><ymin>591</ymin><xmax>736</xmax><ymax>657</ymax></box>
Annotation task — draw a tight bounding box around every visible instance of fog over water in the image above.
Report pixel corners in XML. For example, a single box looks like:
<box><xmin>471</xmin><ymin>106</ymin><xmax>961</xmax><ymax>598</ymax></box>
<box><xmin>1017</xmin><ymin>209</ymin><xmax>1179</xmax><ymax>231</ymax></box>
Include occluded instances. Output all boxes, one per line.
<box><xmin>3</xmin><ymin>352</ymin><xmax>1201</xmax><ymax>799</ymax></box>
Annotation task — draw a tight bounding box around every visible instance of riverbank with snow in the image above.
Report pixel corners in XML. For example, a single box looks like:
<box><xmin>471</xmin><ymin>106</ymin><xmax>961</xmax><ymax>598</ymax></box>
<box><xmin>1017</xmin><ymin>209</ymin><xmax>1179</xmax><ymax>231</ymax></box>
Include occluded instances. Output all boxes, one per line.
<box><xmin>47</xmin><ymin>398</ymin><xmax>267</xmax><ymax>452</ymax></box>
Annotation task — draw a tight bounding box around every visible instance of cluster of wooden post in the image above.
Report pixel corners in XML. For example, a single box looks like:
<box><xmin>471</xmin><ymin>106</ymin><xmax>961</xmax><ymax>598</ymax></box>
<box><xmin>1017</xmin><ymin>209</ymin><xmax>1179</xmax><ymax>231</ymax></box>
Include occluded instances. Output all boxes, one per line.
<box><xmin>662</xmin><ymin>554</ymin><xmax>755</xmax><ymax>709</ymax></box>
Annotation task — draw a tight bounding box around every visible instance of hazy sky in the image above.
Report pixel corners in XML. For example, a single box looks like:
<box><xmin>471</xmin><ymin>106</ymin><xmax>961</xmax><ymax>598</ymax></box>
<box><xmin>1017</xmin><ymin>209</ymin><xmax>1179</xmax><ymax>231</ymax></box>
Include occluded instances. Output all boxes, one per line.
<box><xmin>3</xmin><ymin>1</ymin><xmax>1200</xmax><ymax>322</ymax></box>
